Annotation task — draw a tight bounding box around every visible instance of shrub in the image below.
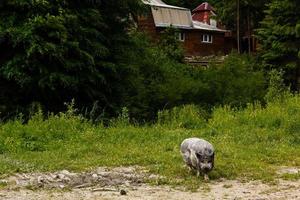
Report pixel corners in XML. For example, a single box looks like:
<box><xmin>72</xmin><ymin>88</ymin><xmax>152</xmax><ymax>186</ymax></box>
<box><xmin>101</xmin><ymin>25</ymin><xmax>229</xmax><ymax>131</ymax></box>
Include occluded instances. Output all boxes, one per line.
<box><xmin>265</xmin><ymin>69</ymin><xmax>291</xmax><ymax>103</ymax></box>
<box><xmin>200</xmin><ymin>53</ymin><xmax>267</xmax><ymax>107</ymax></box>
<box><xmin>0</xmin><ymin>102</ymin><xmax>91</xmax><ymax>153</ymax></box>
<box><xmin>157</xmin><ymin>105</ymin><xmax>207</xmax><ymax>129</ymax></box>
<box><xmin>208</xmin><ymin>94</ymin><xmax>300</xmax><ymax>145</ymax></box>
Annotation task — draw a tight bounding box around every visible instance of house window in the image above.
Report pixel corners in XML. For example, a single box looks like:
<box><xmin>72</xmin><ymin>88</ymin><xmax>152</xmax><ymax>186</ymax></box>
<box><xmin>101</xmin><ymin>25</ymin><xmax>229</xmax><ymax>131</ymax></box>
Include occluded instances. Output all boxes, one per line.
<box><xmin>202</xmin><ymin>34</ymin><xmax>213</xmax><ymax>43</ymax></box>
<box><xmin>177</xmin><ymin>32</ymin><xmax>185</xmax><ymax>42</ymax></box>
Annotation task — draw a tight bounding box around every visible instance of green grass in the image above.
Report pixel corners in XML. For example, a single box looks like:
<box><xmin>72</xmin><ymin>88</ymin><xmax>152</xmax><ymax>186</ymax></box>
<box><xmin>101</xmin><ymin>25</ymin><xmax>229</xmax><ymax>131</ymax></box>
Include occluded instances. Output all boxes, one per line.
<box><xmin>0</xmin><ymin>96</ymin><xmax>300</xmax><ymax>186</ymax></box>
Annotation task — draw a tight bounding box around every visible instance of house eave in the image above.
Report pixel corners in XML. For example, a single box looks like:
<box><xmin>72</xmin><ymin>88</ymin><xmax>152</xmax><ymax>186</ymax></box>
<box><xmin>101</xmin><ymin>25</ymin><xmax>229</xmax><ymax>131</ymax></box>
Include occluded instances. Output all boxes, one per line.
<box><xmin>143</xmin><ymin>0</ymin><xmax>189</xmax><ymax>11</ymax></box>
<box><xmin>155</xmin><ymin>24</ymin><xmax>194</xmax><ymax>29</ymax></box>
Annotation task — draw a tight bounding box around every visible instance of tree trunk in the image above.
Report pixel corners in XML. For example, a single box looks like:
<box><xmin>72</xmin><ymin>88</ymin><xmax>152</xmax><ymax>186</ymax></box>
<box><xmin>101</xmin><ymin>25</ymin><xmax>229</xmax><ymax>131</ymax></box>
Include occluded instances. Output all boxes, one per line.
<box><xmin>247</xmin><ymin>7</ymin><xmax>251</xmax><ymax>54</ymax></box>
<box><xmin>237</xmin><ymin>0</ymin><xmax>240</xmax><ymax>53</ymax></box>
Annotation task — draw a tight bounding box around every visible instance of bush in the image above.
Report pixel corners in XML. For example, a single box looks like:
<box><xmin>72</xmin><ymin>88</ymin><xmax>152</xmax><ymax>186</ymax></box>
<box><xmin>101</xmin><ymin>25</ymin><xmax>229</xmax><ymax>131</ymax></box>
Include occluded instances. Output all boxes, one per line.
<box><xmin>207</xmin><ymin>94</ymin><xmax>300</xmax><ymax>145</ymax></box>
<box><xmin>122</xmin><ymin>50</ymin><xmax>267</xmax><ymax>121</ymax></box>
<box><xmin>118</xmin><ymin>32</ymin><xmax>209</xmax><ymax>121</ymax></box>
<box><xmin>0</xmin><ymin>103</ymin><xmax>91</xmax><ymax>153</ymax></box>
<box><xmin>157</xmin><ymin>105</ymin><xmax>207</xmax><ymax>129</ymax></box>
<box><xmin>265</xmin><ymin>69</ymin><xmax>290</xmax><ymax>103</ymax></box>
<box><xmin>200</xmin><ymin>53</ymin><xmax>267</xmax><ymax>107</ymax></box>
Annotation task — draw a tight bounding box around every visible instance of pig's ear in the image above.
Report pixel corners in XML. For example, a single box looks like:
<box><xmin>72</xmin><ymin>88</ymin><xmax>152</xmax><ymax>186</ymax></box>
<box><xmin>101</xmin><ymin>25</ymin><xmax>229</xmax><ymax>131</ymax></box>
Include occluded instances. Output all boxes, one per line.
<box><xmin>207</xmin><ymin>149</ymin><xmax>214</xmax><ymax>156</ymax></box>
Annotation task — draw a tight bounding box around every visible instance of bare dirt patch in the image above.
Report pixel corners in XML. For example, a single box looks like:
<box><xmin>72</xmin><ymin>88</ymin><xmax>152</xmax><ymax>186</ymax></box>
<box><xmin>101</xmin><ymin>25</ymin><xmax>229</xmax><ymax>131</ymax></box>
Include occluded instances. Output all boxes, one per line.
<box><xmin>0</xmin><ymin>167</ymin><xmax>300</xmax><ymax>200</ymax></box>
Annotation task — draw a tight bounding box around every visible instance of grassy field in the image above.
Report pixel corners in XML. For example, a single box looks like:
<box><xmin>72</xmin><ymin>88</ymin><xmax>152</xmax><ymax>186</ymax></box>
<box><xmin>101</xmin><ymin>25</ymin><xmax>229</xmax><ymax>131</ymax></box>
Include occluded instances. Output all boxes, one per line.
<box><xmin>0</xmin><ymin>95</ymin><xmax>300</xmax><ymax>187</ymax></box>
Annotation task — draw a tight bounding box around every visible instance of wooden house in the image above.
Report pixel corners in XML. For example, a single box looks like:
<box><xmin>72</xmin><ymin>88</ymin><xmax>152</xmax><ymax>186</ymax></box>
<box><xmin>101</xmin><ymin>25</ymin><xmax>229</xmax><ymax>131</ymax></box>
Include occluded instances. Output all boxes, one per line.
<box><xmin>138</xmin><ymin>0</ymin><xmax>235</xmax><ymax>57</ymax></box>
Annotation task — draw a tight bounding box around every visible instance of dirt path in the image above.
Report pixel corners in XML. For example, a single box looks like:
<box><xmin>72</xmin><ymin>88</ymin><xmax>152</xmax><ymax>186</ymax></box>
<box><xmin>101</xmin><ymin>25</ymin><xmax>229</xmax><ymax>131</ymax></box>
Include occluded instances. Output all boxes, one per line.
<box><xmin>0</xmin><ymin>167</ymin><xmax>299</xmax><ymax>200</ymax></box>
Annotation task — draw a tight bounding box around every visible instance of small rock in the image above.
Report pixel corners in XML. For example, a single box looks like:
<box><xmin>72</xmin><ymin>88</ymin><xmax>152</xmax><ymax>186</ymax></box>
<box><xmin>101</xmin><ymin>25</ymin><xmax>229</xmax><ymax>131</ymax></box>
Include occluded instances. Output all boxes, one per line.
<box><xmin>119</xmin><ymin>167</ymin><xmax>134</xmax><ymax>174</ymax></box>
<box><xmin>44</xmin><ymin>175</ymin><xmax>54</xmax><ymax>183</ymax></box>
<box><xmin>97</xmin><ymin>172</ymin><xmax>111</xmax><ymax>177</ymax></box>
<box><xmin>148</xmin><ymin>174</ymin><xmax>159</xmax><ymax>180</ymax></box>
<box><xmin>0</xmin><ymin>180</ymin><xmax>8</xmax><ymax>184</ymax></box>
<box><xmin>219</xmin><ymin>178</ymin><xmax>226</xmax><ymax>182</ymax></box>
<box><xmin>92</xmin><ymin>174</ymin><xmax>98</xmax><ymax>178</ymax></box>
<box><xmin>59</xmin><ymin>184</ymin><xmax>65</xmax><ymax>189</ymax></box>
<box><xmin>277</xmin><ymin>167</ymin><xmax>299</xmax><ymax>175</ymax></box>
<box><xmin>0</xmin><ymin>193</ymin><xmax>6</xmax><ymax>197</ymax></box>
<box><xmin>96</xmin><ymin>167</ymin><xmax>108</xmax><ymax>174</ymax></box>
<box><xmin>60</xmin><ymin>170</ymin><xmax>71</xmax><ymax>176</ymax></box>
<box><xmin>120</xmin><ymin>189</ymin><xmax>127</xmax><ymax>195</ymax></box>
<box><xmin>62</xmin><ymin>177</ymin><xmax>71</xmax><ymax>183</ymax></box>
<box><xmin>6</xmin><ymin>177</ymin><xmax>17</xmax><ymax>185</ymax></box>
<box><xmin>124</xmin><ymin>180</ymin><xmax>131</xmax><ymax>186</ymax></box>
<box><xmin>56</xmin><ymin>174</ymin><xmax>65</xmax><ymax>180</ymax></box>
<box><xmin>37</xmin><ymin>176</ymin><xmax>45</xmax><ymax>184</ymax></box>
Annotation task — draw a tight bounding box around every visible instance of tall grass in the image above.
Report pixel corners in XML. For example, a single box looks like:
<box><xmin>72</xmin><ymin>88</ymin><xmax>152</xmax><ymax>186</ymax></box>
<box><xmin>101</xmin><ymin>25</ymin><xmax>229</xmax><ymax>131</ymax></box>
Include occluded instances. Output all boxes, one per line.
<box><xmin>157</xmin><ymin>105</ymin><xmax>207</xmax><ymax>129</ymax></box>
<box><xmin>0</xmin><ymin>94</ymin><xmax>299</xmax><ymax>185</ymax></box>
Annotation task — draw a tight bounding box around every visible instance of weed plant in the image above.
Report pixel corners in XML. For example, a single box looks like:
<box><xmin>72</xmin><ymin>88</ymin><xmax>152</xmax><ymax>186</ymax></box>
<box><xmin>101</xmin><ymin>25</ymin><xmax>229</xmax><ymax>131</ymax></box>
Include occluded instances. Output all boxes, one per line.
<box><xmin>0</xmin><ymin>94</ymin><xmax>299</xmax><ymax>186</ymax></box>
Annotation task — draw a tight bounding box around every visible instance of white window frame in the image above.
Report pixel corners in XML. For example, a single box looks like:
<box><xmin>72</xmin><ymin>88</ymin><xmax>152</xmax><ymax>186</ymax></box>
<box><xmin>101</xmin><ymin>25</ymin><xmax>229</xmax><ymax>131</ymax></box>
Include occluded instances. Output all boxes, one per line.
<box><xmin>202</xmin><ymin>34</ymin><xmax>213</xmax><ymax>43</ymax></box>
<box><xmin>177</xmin><ymin>32</ymin><xmax>185</xmax><ymax>42</ymax></box>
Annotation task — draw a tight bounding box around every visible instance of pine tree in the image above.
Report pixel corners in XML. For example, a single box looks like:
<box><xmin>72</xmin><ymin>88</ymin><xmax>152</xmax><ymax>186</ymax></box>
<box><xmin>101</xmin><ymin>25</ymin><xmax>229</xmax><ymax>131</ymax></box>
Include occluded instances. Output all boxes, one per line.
<box><xmin>257</xmin><ymin>0</ymin><xmax>300</xmax><ymax>89</ymax></box>
<box><xmin>0</xmin><ymin>0</ymin><xmax>143</xmax><ymax>114</ymax></box>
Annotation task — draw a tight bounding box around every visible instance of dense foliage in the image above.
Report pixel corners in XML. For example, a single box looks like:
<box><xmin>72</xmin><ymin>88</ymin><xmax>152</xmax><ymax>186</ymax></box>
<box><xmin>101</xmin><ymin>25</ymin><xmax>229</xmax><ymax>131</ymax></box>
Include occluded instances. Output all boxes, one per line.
<box><xmin>257</xmin><ymin>0</ymin><xmax>300</xmax><ymax>90</ymax></box>
<box><xmin>0</xmin><ymin>0</ymin><xmax>299</xmax><ymax>187</ymax></box>
<box><xmin>166</xmin><ymin>0</ymin><xmax>300</xmax><ymax>88</ymax></box>
<box><xmin>0</xmin><ymin>0</ymin><xmax>298</xmax><ymax>121</ymax></box>
<box><xmin>0</xmin><ymin>0</ymin><xmax>266</xmax><ymax>121</ymax></box>
<box><xmin>195</xmin><ymin>54</ymin><xmax>266</xmax><ymax>106</ymax></box>
<box><xmin>0</xmin><ymin>0</ymin><xmax>144</xmax><ymax>118</ymax></box>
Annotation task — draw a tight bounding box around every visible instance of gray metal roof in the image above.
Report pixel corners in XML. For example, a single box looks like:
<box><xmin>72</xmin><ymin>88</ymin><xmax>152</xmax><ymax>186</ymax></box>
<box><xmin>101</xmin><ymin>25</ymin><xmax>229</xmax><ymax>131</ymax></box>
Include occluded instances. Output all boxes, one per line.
<box><xmin>193</xmin><ymin>21</ymin><xmax>227</xmax><ymax>32</ymax></box>
<box><xmin>151</xmin><ymin>6</ymin><xmax>193</xmax><ymax>29</ymax></box>
<box><xmin>143</xmin><ymin>0</ymin><xmax>189</xmax><ymax>10</ymax></box>
<box><xmin>142</xmin><ymin>0</ymin><xmax>227</xmax><ymax>32</ymax></box>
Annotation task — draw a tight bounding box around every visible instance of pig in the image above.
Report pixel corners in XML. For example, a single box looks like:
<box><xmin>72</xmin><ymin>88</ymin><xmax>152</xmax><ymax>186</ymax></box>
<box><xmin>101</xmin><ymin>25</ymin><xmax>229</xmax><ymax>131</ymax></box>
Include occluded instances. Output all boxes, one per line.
<box><xmin>180</xmin><ymin>137</ymin><xmax>215</xmax><ymax>181</ymax></box>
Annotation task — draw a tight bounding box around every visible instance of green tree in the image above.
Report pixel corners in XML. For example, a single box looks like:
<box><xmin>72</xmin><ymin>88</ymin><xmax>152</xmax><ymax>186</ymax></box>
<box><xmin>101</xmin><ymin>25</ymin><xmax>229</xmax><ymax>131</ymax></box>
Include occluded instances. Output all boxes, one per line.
<box><xmin>116</xmin><ymin>32</ymin><xmax>206</xmax><ymax>120</ymax></box>
<box><xmin>257</xmin><ymin>0</ymin><xmax>300</xmax><ymax>90</ymax></box>
<box><xmin>0</xmin><ymin>0</ymin><xmax>143</xmax><ymax>116</ymax></box>
<box><xmin>159</xmin><ymin>27</ymin><xmax>184</xmax><ymax>62</ymax></box>
<box><xmin>193</xmin><ymin>53</ymin><xmax>266</xmax><ymax>107</ymax></box>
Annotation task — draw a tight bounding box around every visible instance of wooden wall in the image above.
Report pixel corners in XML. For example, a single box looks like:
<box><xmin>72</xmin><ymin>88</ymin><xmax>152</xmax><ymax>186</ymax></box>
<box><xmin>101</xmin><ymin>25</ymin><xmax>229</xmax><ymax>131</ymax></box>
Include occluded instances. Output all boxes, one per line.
<box><xmin>137</xmin><ymin>12</ymin><xmax>233</xmax><ymax>56</ymax></box>
<box><xmin>137</xmin><ymin>12</ymin><xmax>159</xmax><ymax>40</ymax></box>
<box><xmin>182</xmin><ymin>30</ymin><xmax>226</xmax><ymax>56</ymax></box>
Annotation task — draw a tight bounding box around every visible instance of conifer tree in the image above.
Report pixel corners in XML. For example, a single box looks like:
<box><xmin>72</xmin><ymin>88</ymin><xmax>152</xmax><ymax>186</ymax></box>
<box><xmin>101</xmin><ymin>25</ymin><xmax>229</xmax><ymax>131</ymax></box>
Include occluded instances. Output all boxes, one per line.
<box><xmin>0</xmin><ymin>0</ymin><xmax>142</xmax><ymax>113</ymax></box>
<box><xmin>257</xmin><ymin>0</ymin><xmax>300</xmax><ymax>89</ymax></box>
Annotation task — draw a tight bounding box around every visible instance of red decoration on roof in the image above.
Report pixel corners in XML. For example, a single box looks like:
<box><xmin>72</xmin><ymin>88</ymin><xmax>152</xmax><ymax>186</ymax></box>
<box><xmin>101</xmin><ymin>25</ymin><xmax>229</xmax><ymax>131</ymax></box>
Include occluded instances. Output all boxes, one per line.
<box><xmin>192</xmin><ymin>2</ymin><xmax>215</xmax><ymax>13</ymax></box>
<box><xmin>192</xmin><ymin>2</ymin><xmax>216</xmax><ymax>25</ymax></box>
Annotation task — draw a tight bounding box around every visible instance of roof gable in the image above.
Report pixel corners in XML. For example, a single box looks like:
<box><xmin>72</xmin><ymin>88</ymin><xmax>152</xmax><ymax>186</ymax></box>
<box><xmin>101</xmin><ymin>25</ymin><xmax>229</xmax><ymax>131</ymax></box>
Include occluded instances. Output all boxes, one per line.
<box><xmin>192</xmin><ymin>2</ymin><xmax>216</xmax><ymax>13</ymax></box>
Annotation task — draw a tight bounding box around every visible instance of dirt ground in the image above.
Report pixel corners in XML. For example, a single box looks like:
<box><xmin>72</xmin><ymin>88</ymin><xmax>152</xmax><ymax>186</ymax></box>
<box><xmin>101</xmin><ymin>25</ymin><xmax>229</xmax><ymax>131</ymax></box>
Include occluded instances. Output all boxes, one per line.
<box><xmin>0</xmin><ymin>167</ymin><xmax>299</xmax><ymax>200</ymax></box>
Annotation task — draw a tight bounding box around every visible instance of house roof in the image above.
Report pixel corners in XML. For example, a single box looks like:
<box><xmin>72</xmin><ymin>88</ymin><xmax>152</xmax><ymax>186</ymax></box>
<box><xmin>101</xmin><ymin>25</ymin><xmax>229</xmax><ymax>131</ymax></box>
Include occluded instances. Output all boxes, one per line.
<box><xmin>192</xmin><ymin>2</ymin><xmax>216</xmax><ymax>13</ymax></box>
<box><xmin>193</xmin><ymin>21</ymin><xmax>227</xmax><ymax>32</ymax></box>
<box><xmin>143</xmin><ymin>0</ymin><xmax>193</xmax><ymax>29</ymax></box>
<box><xmin>142</xmin><ymin>0</ymin><xmax>189</xmax><ymax>10</ymax></box>
<box><xmin>142</xmin><ymin>0</ymin><xmax>227</xmax><ymax>32</ymax></box>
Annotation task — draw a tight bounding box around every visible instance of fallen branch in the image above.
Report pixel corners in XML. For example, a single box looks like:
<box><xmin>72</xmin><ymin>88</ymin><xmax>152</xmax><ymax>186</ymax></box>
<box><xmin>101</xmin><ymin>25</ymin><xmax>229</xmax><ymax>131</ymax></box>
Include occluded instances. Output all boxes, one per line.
<box><xmin>92</xmin><ymin>188</ymin><xmax>118</xmax><ymax>192</ymax></box>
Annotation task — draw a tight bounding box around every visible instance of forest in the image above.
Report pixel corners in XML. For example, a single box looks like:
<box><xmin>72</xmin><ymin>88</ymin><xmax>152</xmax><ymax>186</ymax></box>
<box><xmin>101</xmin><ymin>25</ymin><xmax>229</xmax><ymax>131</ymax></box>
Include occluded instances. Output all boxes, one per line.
<box><xmin>0</xmin><ymin>1</ymin><xmax>300</xmax><ymax>199</ymax></box>
<box><xmin>0</xmin><ymin>0</ymin><xmax>299</xmax><ymax>122</ymax></box>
